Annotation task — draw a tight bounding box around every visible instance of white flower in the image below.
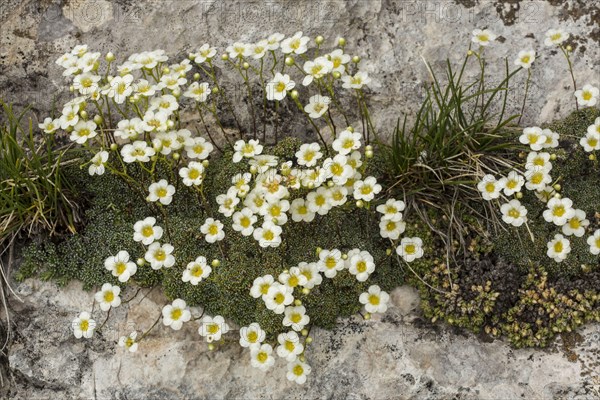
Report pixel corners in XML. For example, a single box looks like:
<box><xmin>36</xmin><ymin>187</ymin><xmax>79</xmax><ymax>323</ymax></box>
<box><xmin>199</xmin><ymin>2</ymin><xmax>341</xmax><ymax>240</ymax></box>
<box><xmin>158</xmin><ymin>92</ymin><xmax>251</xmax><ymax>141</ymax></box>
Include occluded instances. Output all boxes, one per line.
<box><xmin>524</xmin><ymin>168</ymin><xmax>552</xmax><ymax>191</ymax></box>
<box><xmin>160</xmin><ymin>73</ymin><xmax>187</xmax><ymax>91</ymax></box>
<box><xmin>59</xmin><ymin>104</ymin><xmax>79</xmax><ymax>129</ymax></box>
<box><xmin>296</xmin><ymin>142</ymin><xmax>323</xmax><ymax>167</ymax></box>
<box><xmin>141</xmin><ymin>110</ymin><xmax>169</xmax><ymax>132</ymax></box>
<box><xmin>535</xmin><ymin>186</ymin><xmax>556</xmax><ymax>203</ymax></box>
<box><xmin>332</xmin><ymin>129</ymin><xmax>362</xmax><ymax>155</ymax></box>
<box><xmin>239</xmin><ymin>323</ymin><xmax>266</xmax><ymax>348</ymax></box>
<box><xmin>376</xmin><ymin>199</ymin><xmax>405</xmax><ymax>221</ymax></box>
<box><xmin>199</xmin><ymin>315</ymin><xmax>230</xmax><ymax>342</ymax></box>
<box><xmin>266</xmin><ymin>33</ymin><xmax>285</xmax><ymax>50</ymax></box>
<box><xmin>298</xmin><ymin>262</ymin><xmax>322</xmax><ymax>289</ymax></box>
<box><xmin>192</xmin><ymin>44</ymin><xmax>217</xmax><ymax>64</ymax></box>
<box><xmin>543</xmin><ymin>197</ymin><xmax>575</xmax><ymax>226</ymax></box>
<box><xmin>73</xmin><ymin>73</ymin><xmax>101</xmax><ymax>95</ymax></box>
<box><xmin>185</xmin><ymin>136</ymin><xmax>214</xmax><ymax>160</ymax></box>
<box><xmin>121</xmin><ymin>140</ymin><xmax>155</xmax><ymax>163</ymax></box>
<box><xmin>250</xmin><ymin>40</ymin><xmax>269</xmax><ymax>59</ymax></box>
<box><xmin>544</xmin><ymin>28</ymin><xmax>569</xmax><ymax>47</ymax></box>
<box><xmin>266</xmin><ymin>73</ymin><xmax>295</xmax><ymax>101</ymax></box>
<box><xmin>148</xmin><ymin>179</ymin><xmax>176</xmax><ymax>205</ymax></box>
<box><xmin>397</xmin><ymin>237</ymin><xmax>424</xmax><ymax>262</ymax></box>
<box><xmin>541</xmin><ymin>129</ymin><xmax>559</xmax><ymax>149</ymax></box>
<box><xmin>317</xmin><ymin>249</ymin><xmax>344</xmax><ymax>278</ymax></box>
<box><xmin>152</xmin><ymin>131</ymin><xmax>179</xmax><ymax>155</ymax></box>
<box><xmin>182</xmin><ymin>256</ymin><xmax>211</xmax><ymax>285</ymax></box>
<box><xmin>348</xmin><ymin>250</ymin><xmax>375</xmax><ymax>282</ymax></box>
<box><xmin>526</xmin><ymin>152</ymin><xmax>552</xmax><ymax>172</ymax></box>
<box><xmin>302</xmin><ymin>56</ymin><xmax>333</xmax><ymax>86</ymax></box>
<box><xmin>353</xmin><ymin>176</ymin><xmax>382</xmax><ymax>202</ymax></box>
<box><xmin>114</xmin><ymin>118</ymin><xmax>143</xmax><ymax>141</ymax></box>
<box><xmin>253</xmin><ymin>220</ymin><xmax>282</xmax><ymax>248</ymax></box>
<box><xmin>575</xmin><ymin>84</ymin><xmax>599</xmax><ymax>107</ymax></box>
<box><xmin>514</xmin><ymin>50</ymin><xmax>536</xmax><ymax>69</ymax></box>
<box><xmin>379</xmin><ymin>218</ymin><xmax>406</xmax><ymax>240</ymax></box>
<box><xmin>304</xmin><ymin>95</ymin><xmax>330</xmax><ymax>119</ymax></box>
<box><xmin>72</xmin><ymin>311</ymin><xmax>96</xmax><ymax>339</ymax></box>
<box><xmin>588</xmin><ymin>117</ymin><xmax>600</xmax><ymax>135</ymax></box>
<box><xmin>587</xmin><ymin>230</ymin><xmax>600</xmax><ymax>255</ymax></box>
<box><xmin>301</xmin><ymin>167</ymin><xmax>328</xmax><ymax>188</ymax></box>
<box><xmin>328</xmin><ymin>49</ymin><xmax>351</xmax><ymax>73</ymax></box>
<box><xmin>133</xmin><ymin>79</ymin><xmax>159</xmax><ymax>97</ymax></box>
<box><xmin>175</xmin><ymin>129</ymin><xmax>194</xmax><ymax>148</ymax></box>
<box><xmin>249</xmin><ymin>155</ymin><xmax>279</xmax><ymax>174</ymax></box>
<box><xmin>562</xmin><ymin>209</ymin><xmax>589</xmax><ymax>237</ymax></box>
<box><xmin>341</xmin><ymin>71</ymin><xmax>371</xmax><ymax>89</ymax></box>
<box><xmin>118</xmin><ymin>331</ymin><xmax>138</xmax><ymax>353</ymax></box>
<box><xmin>233</xmin><ymin>139</ymin><xmax>263</xmax><ymax>163</ymax></box>
<box><xmin>244</xmin><ymin>190</ymin><xmax>269</xmax><ymax>215</ymax></box>
<box><xmin>519</xmin><ymin>127</ymin><xmax>545</xmax><ymax>151</ymax></box>
<box><xmin>546</xmin><ymin>234</ymin><xmax>571</xmax><ymax>262</ymax></box>
<box><xmin>179</xmin><ymin>161</ymin><xmax>205</xmax><ymax>186</ymax></box>
<box><xmin>250</xmin><ymin>274</ymin><xmax>275</xmax><ymax>300</ymax></box>
<box><xmin>133</xmin><ymin>217</ymin><xmax>163</xmax><ymax>245</ymax></box>
<box><xmin>280</xmin><ymin>31</ymin><xmax>310</xmax><ymax>55</ymax></box>
<box><xmin>276</xmin><ymin>331</ymin><xmax>304</xmax><ymax>361</ymax></box>
<box><xmin>226</xmin><ymin>42</ymin><xmax>251</xmax><ymax>59</ymax></box>
<box><xmin>500</xmin><ymin>200</ymin><xmax>528</xmax><ymax>227</ymax></box>
<box><xmin>265</xmin><ymin>199</ymin><xmax>290</xmax><ymax>225</ymax></box>
<box><xmin>328</xmin><ymin>185</ymin><xmax>348</xmax><ymax>207</ymax></box>
<box><xmin>290</xmin><ymin>198</ymin><xmax>316</xmax><ymax>223</ymax></box>
<box><xmin>282</xmin><ymin>305</ymin><xmax>310</xmax><ymax>332</ymax></box>
<box><xmin>232</xmin><ymin>208</ymin><xmax>257</xmax><ymax>236</ymax></box>
<box><xmin>324</xmin><ymin>154</ymin><xmax>354</xmax><ymax>186</ymax></box>
<box><xmin>359</xmin><ymin>285</ymin><xmax>390</xmax><ymax>314</ymax></box>
<box><xmin>162</xmin><ymin>299</ymin><xmax>191</xmax><ymax>331</ymax></box>
<box><xmin>70</xmin><ymin>120</ymin><xmax>97</xmax><ymax>144</ymax></box>
<box><xmin>477</xmin><ymin>174</ymin><xmax>502</xmax><ymax>201</ymax></box>
<box><xmin>471</xmin><ymin>29</ymin><xmax>497</xmax><ymax>46</ymax></box>
<box><xmin>104</xmin><ymin>250</ymin><xmax>137</xmax><ymax>282</ymax></box>
<box><xmin>150</xmin><ymin>94</ymin><xmax>179</xmax><ymax>115</ymax></box>
<box><xmin>231</xmin><ymin>173</ymin><xmax>252</xmax><ymax>196</ymax></box>
<box><xmin>287</xmin><ymin>360</ymin><xmax>311</xmax><ymax>384</ymax></box>
<box><xmin>251</xmin><ymin>344</ymin><xmax>275</xmax><ymax>371</ymax></box>
<box><xmin>104</xmin><ymin>74</ymin><xmax>134</xmax><ymax>104</ymax></box>
<box><xmin>184</xmin><ymin>82</ymin><xmax>211</xmax><ymax>102</ymax></box>
<box><xmin>498</xmin><ymin>171</ymin><xmax>524</xmax><ymax>196</ymax></box>
<box><xmin>170</xmin><ymin>59</ymin><xmax>192</xmax><ymax>75</ymax></box>
<box><xmin>279</xmin><ymin>267</ymin><xmax>308</xmax><ymax>290</ymax></box>
<box><xmin>88</xmin><ymin>151</ymin><xmax>109</xmax><ymax>176</ymax></box>
<box><xmin>94</xmin><ymin>283</ymin><xmax>121</xmax><ymax>312</ymax></box>
<box><xmin>200</xmin><ymin>218</ymin><xmax>225</xmax><ymax>243</ymax></box>
<box><xmin>144</xmin><ymin>242</ymin><xmax>175</xmax><ymax>269</ymax></box>
<box><xmin>264</xmin><ymin>283</ymin><xmax>294</xmax><ymax>314</ymax></box>
<box><xmin>216</xmin><ymin>187</ymin><xmax>240</xmax><ymax>217</ymax></box>
<box><xmin>580</xmin><ymin>132</ymin><xmax>600</xmax><ymax>152</ymax></box>
<box><xmin>39</xmin><ymin>117</ymin><xmax>60</xmax><ymax>134</ymax></box>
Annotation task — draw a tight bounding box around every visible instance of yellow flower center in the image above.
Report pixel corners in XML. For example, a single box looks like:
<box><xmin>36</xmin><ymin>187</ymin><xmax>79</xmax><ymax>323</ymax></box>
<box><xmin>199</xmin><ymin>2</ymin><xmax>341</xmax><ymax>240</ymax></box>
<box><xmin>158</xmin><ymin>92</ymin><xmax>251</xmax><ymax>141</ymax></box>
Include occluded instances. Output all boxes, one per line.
<box><xmin>315</xmin><ymin>195</ymin><xmax>326</xmax><ymax>206</ymax></box>
<box><xmin>260</xmin><ymin>283</ymin><xmax>270</xmax><ymax>295</ymax></box>
<box><xmin>477</xmin><ymin>34</ymin><xmax>489</xmax><ymax>42</ymax></box>
<box><xmin>275</xmin><ymin>293</ymin><xmax>285</xmax><ymax>304</ymax></box>
<box><xmin>269</xmin><ymin>205</ymin><xmax>281</xmax><ymax>217</ymax></box>
<box><xmin>521</xmin><ymin>55</ymin><xmax>530</xmax><ymax>63</ymax></box>
<box><xmin>325</xmin><ymin>256</ymin><xmax>337</xmax><ymax>269</ymax></box>
<box><xmin>508</xmin><ymin>209</ymin><xmax>520</xmax><ymax>218</ymax></box>
<box><xmin>209</xmin><ymin>225</ymin><xmax>219</xmax><ymax>236</ymax></box>
<box><xmin>125</xmin><ymin>337</ymin><xmax>135</xmax><ymax>348</ymax></box>
<box><xmin>240</xmin><ymin>216</ymin><xmax>251</xmax><ymax>228</ymax></box>
<box><xmin>552</xmin><ymin>206</ymin><xmax>565</xmax><ymax>217</ymax></box>
<box><xmin>531</xmin><ymin>173</ymin><xmax>543</xmax><ymax>185</ymax></box>
<box><xmin>288</xmin><ymin>275</ymin><xmax>299</xmax><ymax>287</ymax></box>
<box><xmin>115</xmin><ymin>262</ymin><xmax>127</xmax><ymax>275</ymax></box>
<box><xmin>313</xmin><ymin>103</ymin><xmax>325</xmax><ymax>113</ymax></box>
<box><xmin>193</xmin><ymin>144</ymin><xmax>204</xmax><ymax>154</ymax></box>
<box><xmin>291</xmin><ymin>313</ymin><xmax>302</xmax><ymax>324</ymax></box>
<box><xmin>588</xmin><ymin>138</ymin><xmax>598</xmax><ymax>147</ymax></box>
<box><xmin>207</xmin><ymin>323</ymin><xmax>219</xmax><ymax>334</ymax></box>
<box><xmin>343</xmin><ymin>139</ymin><xmax>354</xmax><ymax>149</ymax></box>
<box><xmin>569</xmin><ymin>218</ymin><xmax>580</xmax><ymax>229</ymax></box>
<box><xmin>78</xmin><ymin>128</ymin><xmax>90</xmax><ymax>137</ymax></box>
<box><xmin>386</xmin><ymin>221</ymin><xmax>396</xmax><ymax>231</ymax></box>
<box><xmin>368</xmin><ymin>294</ymin><xmax>380</xmax><ymax>305</ymax></box>
<box><xmin>171</xmin><ymin>308</ymin><xmax>182</xmax><ymax>320</ymax></box>
<box><xmin>506</xmin><ymin>180</ymin><xmax>517</xmax><ymax>189</ymax></box>
<box><xmin>293</xmin><ymin>364</ymin><xmax>304</xmax><ymax>376</ymax></box>
<box><xmin>142</xmin><ymin>226</ymin><xmax>154</xmax><ymax>237</ymax></box>
<box><xmin>247</xmin><ymin>331</ymin><xmax>258</xmax><ymax>342</ymax></box>
<box><xmin>596</xmin><ymin>238</ymin><xmax>600</xmax><ymax>248</ymax></box>
<box><xmin>361</xmin><ymin>185</ymin><xmax>373</xmax><ymax>195</ymax></box>
<box><xmin>582</xmin><ymin>91</ymin><xmax>592</xmax><ymax>101</ymax></box>
<box><xmin>302</xmin><ymin>270</ymin><xmax>312</xmax><ymax>280</ymax></box>
<box><xmin>285</xmin><ymin>341</ymin><xmax>295</xmax><ymax>351</ymax></box>
<box><xmin>405</xmin><ymin>244</ymin><xmax>416</xmax><ymax>254</ymax></box>
<box><xmin>156</xmin><ymin>188</ymin><xmax>167</xmax><ymax>198</ymax></box>
<box><xmin>276</xmin><ymin>81</ymin><xmax>286</xmax><ymax>92</ymax></box>
<box><xmin>154</xmin><ymin>249</ymin><xmax>166</xmax><ymax>261</ymax></box>
<box><xmin>527</xmin><ymin>134</ymin><xmax>539</xmax><ymax>144</ymax></box>
<box><xmin>263</xmin><ymin>230</ymin><xmax>275</xmax><ymax>241</ymax></box>
<box><xmin>80</xmin><ymin>320</ymin><xmax>89</xmax><ymax>331</ymax></box>
<box><xmin>331</xmin><ymin>163</ymin><xmax>343</xmax><ymax>176</ymax></box>
<box><xmin>356</xmin><ymin>261</ymin><xmax>367</xmax><ymax>273</ymax></box>
<box><xmin>304</xmin><ymin>150</ymin><xmax>315</xmax><ymax>161</ymax></box>
<box><xmin>554</xmin><ymin>241</ymin><xmax>563</xmax><ymax>253</ymax></box>
<box><xmin>103</xmin><ymin>291</ymin><xmax>115</xmax><ymax>303</ymax></box>
<box><xmin>257</xmin><ymin>352</ymin><xmax>268</xmax><ymax>363</ymax></box>
<box><xmin>191</xmin><ymin>264</ymin><xmax>204</xmax><ymax>277</ymax></box>
<box><xmin>551</xmin><ymin>33</ymin><xmax>562</xmax><ymax>41</ymax></box>
<box><xmin>188</xmin><ymin>168</ymin><xmax>201</xmax><ymax>180</ymax></box>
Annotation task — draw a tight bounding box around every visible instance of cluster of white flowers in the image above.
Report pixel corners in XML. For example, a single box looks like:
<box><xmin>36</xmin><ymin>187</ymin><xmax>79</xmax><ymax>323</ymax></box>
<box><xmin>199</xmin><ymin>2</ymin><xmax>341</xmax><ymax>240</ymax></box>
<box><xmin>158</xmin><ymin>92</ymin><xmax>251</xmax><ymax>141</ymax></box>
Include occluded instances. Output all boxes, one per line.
<box><xmin>478</xmin><ymin>123</ymin><xmax>599</xmax><ymax>263</ymax></box>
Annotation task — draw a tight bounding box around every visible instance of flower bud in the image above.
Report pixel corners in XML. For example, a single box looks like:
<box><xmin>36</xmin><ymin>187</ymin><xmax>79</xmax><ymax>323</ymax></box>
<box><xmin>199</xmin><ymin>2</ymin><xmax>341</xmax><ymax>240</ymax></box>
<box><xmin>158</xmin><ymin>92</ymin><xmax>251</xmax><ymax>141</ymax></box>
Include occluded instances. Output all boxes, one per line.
<box><xmin>208</xmin><ymin>343</ymin><xmax>215</xmax><ymax>351</ymax></box>
<box><xmin>162</xmin><ymin>67</ymin><xmax>170</xmax><ymax>74</ymax></box>
<box><xmin>299</xmin><ymin>355</ymin><xmax>306</xmax><ymax>362</ymax></box>
<box><xmin>364</xmin><ymin>312</ymin><xmax>371</xmax><ymax>320</ymax></box>
<box><xmin>554</xmin><ymin>193</ymin><xmax>561</xmax><ymax>199</ymax></box>
<box><xmin>316</xmin><ymin>247</ymin><xmax>322</xmax><ymax>256</ymax></box>
<box><xmin>553</xmin><ymin>184</ymin><xmax>561</xmax><ymax>191</ymax></box>
<box><xmin>365</xmin><ymin>150</ymin><xmax>374</xmax><ymax>159</ymax></box>
<box><xmin>356</xmin><ymin>200</ymin><xmax>364</xmax><ymax>208</ymax></box>
<box><xmin>386</xmin><ymin>248</ymin><xmax>392</xmax><ymax>256</ymax></box>
<box><xmin>365</xmin><ymin>144</ymin><xmax>372</xmax><ymax>151</ymax></box>
<box><xmin>589</xmin><ymin>154</ymin><xmax>597</xmax><ymax>161</ymax></box>
<box><xmin>188</xmin><ymin>53</ymin><xmax>195</xmax><ymax>60</ymax></box>
<box><xmin>221</xmin><ymin>53</ymin><xmax>229</xmax><ymax>61</ymax></box>
<box><xmin>110</xmin><ymin>143</ymin><xmax>118</xmax><ymax>151</ymax></box>
<box><xmin>105</xmin><ymin>52</ymin><xmax>115</xmax><ymax>62</ymax></box>
<box><xmin>150</xmin><ymin>155</ymin><xmax>158</xmax><ymax>162</ymax></box>
<box><xmin>172</xmin><ymin>152</ymin><xmax>180</xmax><ymax>161</ymax></box>
<box><xmin>290</xmin><ymin>90</ymin><xmax>299</xmax><ymax>100</ymax></box>
<box><xmin>307</xmin><ymin>181</ymin><xmax>314</xmax><ymax>189</ymax></box>
<box><xmin>352</xmin><ymin>55</ymin><xmax>360</xmax><ymax>63</ymax></box>
<box><xmin>193</xmin><ymin>72</ymin><xmax>200</xmax><ymax>81</ymax></box>
<box><xmin>285</xmin><ymin>56</ymin><xmax>295</xmax><ymax>66</ymax></box>
<box><xmin>202</xmin><ymin>160</ymin><xmax>210</xmax><ymax>168</ymax></box>
<box><xmin>516</xmin><ymin>192</ymin><xmax>523</xmax><ymax>199</ymax></box>
<box><xmin>294</xmin><ymin>299</ymin><xmax>302</xmax><ymax>306</ymax></box>
<box><xmin>211</xmin><ymin>259</ymin><xmax>220</xmax><ymax>267</ymax></box>
<box><xmin>327</xmin><ymin>180</ymin><xmax>334</xmax><ymax>187</ymax></box>
<box><xmin>69</xmin><ymin>85</ymin><xmax>75</xmax><ymax>92</ymax></box>
<box><xmin>136</xmin><ymin>258</ymin><xmax>145</xmax><ymax>266</ymax></box>
<box><xmin>242</xmin><ymin>62</ymin><xmax>250</xmax><ymax>70</ymax></box>
<box><xmin>301</xmin><ymin>288</ymin><xmax>310</xmax><ymax>295</ymax></box>
<box><xmin>341</xmin><ymin>253</ymin><xmax>348</xmax><ymax>260</ymax></box>
<box><xmin>337</xmin><ymin>37</ymin><xmax>346</xmax><ymax>47</ymax></box>
<box><xmin>332</xmin><ymin>71</ymin><xmax>342</xmax><ymax>79</ymax></box>
<box><xmin>315</xmin><ymin>35</ymin><xmax>324</xmax><ymax>45</ymax></box>
<box><xmin>467</xmin><ymin>50</ymin><xmax>474</xmax><ymax>56</ymax></box>
<box><xmin>79</xmin><ymin>110</ymin><xmax>88</xmax><ymax>119</ymax></box>
<box><xmin>107</xmin><ymin>76</ymin><xmax>113</xmax><ymax>83</ymax></box>
<box><xmin>550</xmin><ymin>153</ymin><xmax>557</xmax><ymax>160</ymax></box>
<box><xmin>301</xmin><ymin>329</ymin><xmax>309</xmax><ymax>337</ymax></box>
<box><xmin>166</xmin><ymin>120</ymin><xmax>175</xmax><ymax>129</ymax></box>
<box><xmin>172</xmin><ymin>88</ymin><xmax>181</xmax><ymax>98</ymax></box>
<box><xmin>93</xmin><ymin>115</ymin><xmax>103</xmax><ymax>125</ymax></box>
<box><xmin>212</xmin><ymin>87</ymin><xmax>219</xmax><ymax>94</ymax></box>
<box><xmin>566</xmin><ymin>45</ymin><xmax>573</xmax><ymax>52</ymax></box>
<box><xmin>249</xmin><ymin>165</ymin><xmax>258</xmax><ymax>174</ymax></box>
<box><xmin>305</xmin><ymin>336</ymin><xmax>313</xmax><ymax>344</ymax></box>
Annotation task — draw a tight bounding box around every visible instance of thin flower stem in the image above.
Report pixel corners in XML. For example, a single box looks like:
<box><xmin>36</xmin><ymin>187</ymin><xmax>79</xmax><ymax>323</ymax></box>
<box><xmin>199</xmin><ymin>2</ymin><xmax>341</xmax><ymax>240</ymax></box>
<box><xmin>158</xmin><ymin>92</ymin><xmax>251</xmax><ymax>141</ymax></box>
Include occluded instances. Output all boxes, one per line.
<box><xmin>137</xmin><ymin>313</ymin><xmax>162</xmax><ymax>342</ymax></box>
<box><xmin>560</xmin><ymin>45</ymin><xmax>578</xmax><ymax>111</ymax></box>
<box><xmin>518</xmin><ymin>69</ymin><xmax>532</xmax><ymax>125</ymax></box>
<box><xmin>196</xmin><ymin>105</ymin><xmax>223</xmax><ymax>153</ymax></box>
<box><xmin>97</xmin><ymin>308</ymin><xmax>111</xmax><ymax>331</ymax></box>
<box><xmin>291</xmin><ymin>97</ymin><xmax>329</xmax><ymax>155</ymax></box>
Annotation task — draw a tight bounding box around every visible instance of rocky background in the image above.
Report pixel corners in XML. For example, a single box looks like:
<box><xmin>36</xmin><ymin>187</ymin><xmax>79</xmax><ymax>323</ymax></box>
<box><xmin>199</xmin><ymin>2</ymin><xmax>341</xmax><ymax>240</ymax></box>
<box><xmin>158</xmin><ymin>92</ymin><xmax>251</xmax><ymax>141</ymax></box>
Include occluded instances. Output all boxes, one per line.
<box><xmin>1</xmin><ymin>0</ymin><xmax>600</xmax><ymax>399</ymax></box>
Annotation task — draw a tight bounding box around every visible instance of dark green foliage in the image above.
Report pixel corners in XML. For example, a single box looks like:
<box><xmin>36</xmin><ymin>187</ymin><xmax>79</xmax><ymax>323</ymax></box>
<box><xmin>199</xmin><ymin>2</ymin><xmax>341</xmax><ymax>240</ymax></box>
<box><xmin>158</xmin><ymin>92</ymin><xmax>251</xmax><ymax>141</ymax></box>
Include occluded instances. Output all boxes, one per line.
<box><xmin>19</xmin><ymin>137</ymin><xmax>404</xmax><ymax>336</ymax></box>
